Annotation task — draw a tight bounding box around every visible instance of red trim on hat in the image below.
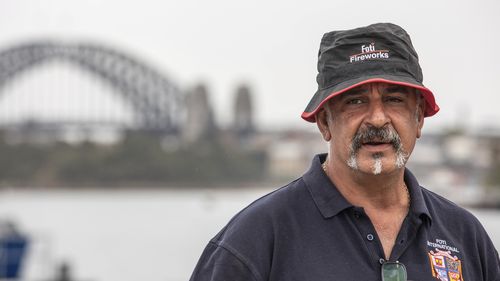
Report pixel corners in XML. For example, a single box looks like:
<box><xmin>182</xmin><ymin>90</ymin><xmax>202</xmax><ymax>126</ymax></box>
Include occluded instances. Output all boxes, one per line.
<box><xmin>301</xmin><ymin>78</ymin><xmax>440</xmax><ymax>122</ymax></box>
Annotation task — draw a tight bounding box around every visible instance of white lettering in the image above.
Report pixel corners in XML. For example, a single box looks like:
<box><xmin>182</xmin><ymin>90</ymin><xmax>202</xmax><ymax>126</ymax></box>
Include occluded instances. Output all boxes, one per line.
<box><xmin>349</xmin><ymin>43</ymin><xmax>389</xmax><ymax>63</ymax></box>
<box><xmin>436</xmin><ymin>239</ymin><xmax>447</xmax><ymax>245</ymax></box>
<box><xmin>427</xmin><ymin>241</ymin><xmax>460</xmax><ymax>253</ymax></box>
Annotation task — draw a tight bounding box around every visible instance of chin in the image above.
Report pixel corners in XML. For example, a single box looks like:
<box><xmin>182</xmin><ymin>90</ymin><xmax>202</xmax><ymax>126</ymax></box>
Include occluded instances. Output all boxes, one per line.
<box><xmin>348</xmin><ymin>153</ymin><xmax>407</xmax><ymax>175</ymax></box>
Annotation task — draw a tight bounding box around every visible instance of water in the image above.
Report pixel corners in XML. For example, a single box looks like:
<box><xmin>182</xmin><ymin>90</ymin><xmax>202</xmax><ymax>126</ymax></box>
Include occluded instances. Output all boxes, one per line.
<box><xmin>0</xmin><ymin>188</ymin><xmax>498</xmax><ymax>281</ymax></box>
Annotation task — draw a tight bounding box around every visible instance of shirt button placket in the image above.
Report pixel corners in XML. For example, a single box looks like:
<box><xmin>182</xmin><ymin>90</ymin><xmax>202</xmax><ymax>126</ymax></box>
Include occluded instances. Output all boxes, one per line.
<box><xmin>366</xmin><ymin>233</ymin><xmax>374</xmax><ymax>241</ymax></box>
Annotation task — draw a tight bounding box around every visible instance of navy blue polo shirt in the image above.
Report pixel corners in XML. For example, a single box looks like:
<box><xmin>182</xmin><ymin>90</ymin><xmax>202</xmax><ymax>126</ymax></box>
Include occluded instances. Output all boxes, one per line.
<box><xmin>190</xmin><ymin>154</ymin><xmax>500</xmax><ymax>281</ymax></box>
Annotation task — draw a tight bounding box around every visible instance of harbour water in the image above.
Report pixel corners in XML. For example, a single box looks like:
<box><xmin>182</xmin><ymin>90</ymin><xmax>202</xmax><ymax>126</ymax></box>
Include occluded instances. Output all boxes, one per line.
<box><xmin>0</xmin><ymin>188</ymin><xmax>498</xmax><ymax>281</ymax></box>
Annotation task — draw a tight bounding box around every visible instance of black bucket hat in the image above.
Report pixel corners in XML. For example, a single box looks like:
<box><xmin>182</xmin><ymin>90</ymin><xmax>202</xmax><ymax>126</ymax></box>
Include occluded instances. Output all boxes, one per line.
<box><xmin>302</xmin><ymin>23</ymin><xmax>439</xmax><ymax>122</ymax></box>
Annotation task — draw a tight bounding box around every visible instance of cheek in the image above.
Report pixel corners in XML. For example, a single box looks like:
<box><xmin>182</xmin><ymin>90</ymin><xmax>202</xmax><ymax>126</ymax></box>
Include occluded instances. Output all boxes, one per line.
<box><xmin>397</xmin><ymin>124</ymin><xmax>419</xmax><ymax>151</ymax></box>
<box><xmin>330</xmin><ymin>120</ymin><xmax>358</xmax><ymax>148</ymax></box>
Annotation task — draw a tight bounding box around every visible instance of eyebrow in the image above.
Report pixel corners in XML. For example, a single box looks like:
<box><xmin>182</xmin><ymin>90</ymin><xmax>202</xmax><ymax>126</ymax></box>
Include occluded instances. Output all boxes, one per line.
<box><xmin>339</xmin><ymin>87</ymin><xmax>369</xmax><ymax>97</ymax></box>
<box><xmin>384</xmin><ymin>85</ymin><xmax>413</xmax><ymax>94</ymax></box>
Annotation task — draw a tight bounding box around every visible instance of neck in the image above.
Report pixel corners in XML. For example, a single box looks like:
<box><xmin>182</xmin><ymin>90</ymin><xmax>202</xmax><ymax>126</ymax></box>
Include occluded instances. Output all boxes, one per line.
<box><xmin>322</xmin><ymin>155</ymin><xmax>411</xmax><ymax>261</ymax></box>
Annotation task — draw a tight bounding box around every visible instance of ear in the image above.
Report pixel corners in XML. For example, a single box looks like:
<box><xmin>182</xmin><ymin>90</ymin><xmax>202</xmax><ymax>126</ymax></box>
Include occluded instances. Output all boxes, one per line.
<box><xmin>316</xmin><ymin>108</ymin><xmax>332</xmax><ymax>141</ymax></box>
<box><xmin>416</xmin><ymin>103</ymin><xmax>425</xmax><ymax>139</ymax></box>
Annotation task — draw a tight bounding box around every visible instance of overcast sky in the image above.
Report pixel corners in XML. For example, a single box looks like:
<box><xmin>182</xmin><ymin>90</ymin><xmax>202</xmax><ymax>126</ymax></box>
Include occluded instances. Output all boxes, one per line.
<box><xmin>0</xmin><ymin>0</ymin><xmax>499</xmax><ymax>131</ymax></box>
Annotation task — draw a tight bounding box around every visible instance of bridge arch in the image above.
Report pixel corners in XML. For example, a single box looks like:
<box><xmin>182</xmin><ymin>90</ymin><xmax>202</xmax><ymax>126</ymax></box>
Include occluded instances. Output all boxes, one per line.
<box><xmin>0</xmin><ymin>41</ymin><xmax>182</xmax><ymax>133</ymax></box>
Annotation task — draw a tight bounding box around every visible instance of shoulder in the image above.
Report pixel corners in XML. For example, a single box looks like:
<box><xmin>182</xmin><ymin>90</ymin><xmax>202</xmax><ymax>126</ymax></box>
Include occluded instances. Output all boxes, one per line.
<box><xmin>419</xmin><ymin>186</ymin><xmax>492</xmax><ymax>241</ymax></box>
<box><xmin>418</xmin><ymin>186</ymin><xmax>499</xmax><ymax>280</ymax></box>
<box><xmin>197</xmin><ymin>177</ymin><xmax>312</xmax><ymax>281</ymax></box>
<box><xmin>420</xmin><ymin>187</ymin><xmax>480</xmax><ymax>224</ymax></box>
<box><xmin>214</xmin><ymin>177</ymin><xmax>310</xmax><ymax>244</ymax></box>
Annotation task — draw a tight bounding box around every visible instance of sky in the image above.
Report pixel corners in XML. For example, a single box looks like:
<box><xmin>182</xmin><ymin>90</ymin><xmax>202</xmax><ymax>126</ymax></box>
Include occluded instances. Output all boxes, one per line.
<box><xmin>0</xmin><ymin>0</ymin><xmax>499</xmax><ymax>132</ymax></box>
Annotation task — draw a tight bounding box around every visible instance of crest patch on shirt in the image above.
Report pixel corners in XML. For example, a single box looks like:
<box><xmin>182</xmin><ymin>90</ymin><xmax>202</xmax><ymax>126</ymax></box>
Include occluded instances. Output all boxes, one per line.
<box><xmin>428</xmin><ymin>249</ymin><xmax>463</xmax><ymax>281</ymax></box>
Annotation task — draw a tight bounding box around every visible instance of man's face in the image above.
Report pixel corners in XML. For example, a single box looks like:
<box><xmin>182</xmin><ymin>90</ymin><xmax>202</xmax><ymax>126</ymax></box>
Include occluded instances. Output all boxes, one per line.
<box><xmin>318</xmin><ymin>82</ymin><xmax>424</xmax><ymax>176</ymax></box>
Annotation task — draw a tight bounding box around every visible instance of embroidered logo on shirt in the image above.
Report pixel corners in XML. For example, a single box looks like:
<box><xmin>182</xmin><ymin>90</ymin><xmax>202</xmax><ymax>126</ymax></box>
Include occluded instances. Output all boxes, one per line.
<box><xmin>427</xmin><ymin>249</ymin><xmax>463</xmax><ymax>281</ymax></box>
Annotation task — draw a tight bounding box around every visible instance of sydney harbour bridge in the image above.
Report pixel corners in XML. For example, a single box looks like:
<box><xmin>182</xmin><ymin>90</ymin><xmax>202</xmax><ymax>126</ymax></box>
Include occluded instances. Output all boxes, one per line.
<box><xmin>0</xmin><ymin>40</ymin><xmax>184</xmax><ymax>136</ymax></box>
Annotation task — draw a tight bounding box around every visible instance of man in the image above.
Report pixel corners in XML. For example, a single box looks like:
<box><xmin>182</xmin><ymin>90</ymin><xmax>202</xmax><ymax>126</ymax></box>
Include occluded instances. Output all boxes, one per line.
<box><xmin>190</xmin><ymin>23</ymin><xmax>500</xmax><ymax>281</ymax></box>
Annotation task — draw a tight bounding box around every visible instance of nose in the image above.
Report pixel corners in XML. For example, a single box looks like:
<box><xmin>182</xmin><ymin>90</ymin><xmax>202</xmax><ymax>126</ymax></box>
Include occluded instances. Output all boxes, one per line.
<box><xmin>365</xmin><ymin>88</ymin><xmax>390</xmax><ymax>128</ymax></box>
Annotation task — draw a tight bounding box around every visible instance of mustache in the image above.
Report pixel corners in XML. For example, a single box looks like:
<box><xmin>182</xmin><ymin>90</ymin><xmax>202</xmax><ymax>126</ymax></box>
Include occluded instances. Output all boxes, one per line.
<box><xmin>351</xmin><ymin>125</ymin><xmax>402</xmax><ymax>153</ymax></box>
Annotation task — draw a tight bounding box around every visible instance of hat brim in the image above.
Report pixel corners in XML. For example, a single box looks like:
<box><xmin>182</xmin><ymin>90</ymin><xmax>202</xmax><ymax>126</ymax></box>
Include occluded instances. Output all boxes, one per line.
<box><xmin>301</xmin><ymin>75</ymin><xmax>439</xmax><ymax>122</ymax></box>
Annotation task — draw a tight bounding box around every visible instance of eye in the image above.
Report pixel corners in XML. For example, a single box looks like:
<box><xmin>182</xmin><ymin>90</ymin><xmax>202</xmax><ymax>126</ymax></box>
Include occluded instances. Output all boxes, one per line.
<box><xmin>385</xmin><ymin>96</ymin><xmax>404</xmax><ymax>103</ymax></box>
<box><xmin>346</xmin><ymin>98</ymin><xmax>364</xmax><ymax>105</ymax></box>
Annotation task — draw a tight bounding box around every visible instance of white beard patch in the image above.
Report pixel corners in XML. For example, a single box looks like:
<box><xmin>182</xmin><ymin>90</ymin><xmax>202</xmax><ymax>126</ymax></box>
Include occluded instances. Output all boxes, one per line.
<box><xmin>395</xmin><ymin>149</ymin><xmax>408</xmax><ymax>168</ymax></box>
<box><xmin>371</xmin><ymin>156</ymin><xmax>383</xmax><ymax>175</ymax></box>
<box><xmin>347</xmin><ymin>154</ymin><xmax>358</xmax><ymax>170</ymax></box>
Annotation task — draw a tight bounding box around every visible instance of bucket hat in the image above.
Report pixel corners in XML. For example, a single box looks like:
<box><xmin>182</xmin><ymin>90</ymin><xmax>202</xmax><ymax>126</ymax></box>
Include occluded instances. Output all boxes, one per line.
<box><xmin>302</xmin><ymin>23</ymin><xmax>439</xmax><ymax>122</ymax></box>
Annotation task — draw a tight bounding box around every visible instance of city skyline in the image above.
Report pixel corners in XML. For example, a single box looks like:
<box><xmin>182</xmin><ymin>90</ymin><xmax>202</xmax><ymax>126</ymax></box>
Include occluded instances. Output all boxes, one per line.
<box><xmin>0</xmin><ymin>0</ymin><xmax>499</xmax><ymax>131</ymax></box>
